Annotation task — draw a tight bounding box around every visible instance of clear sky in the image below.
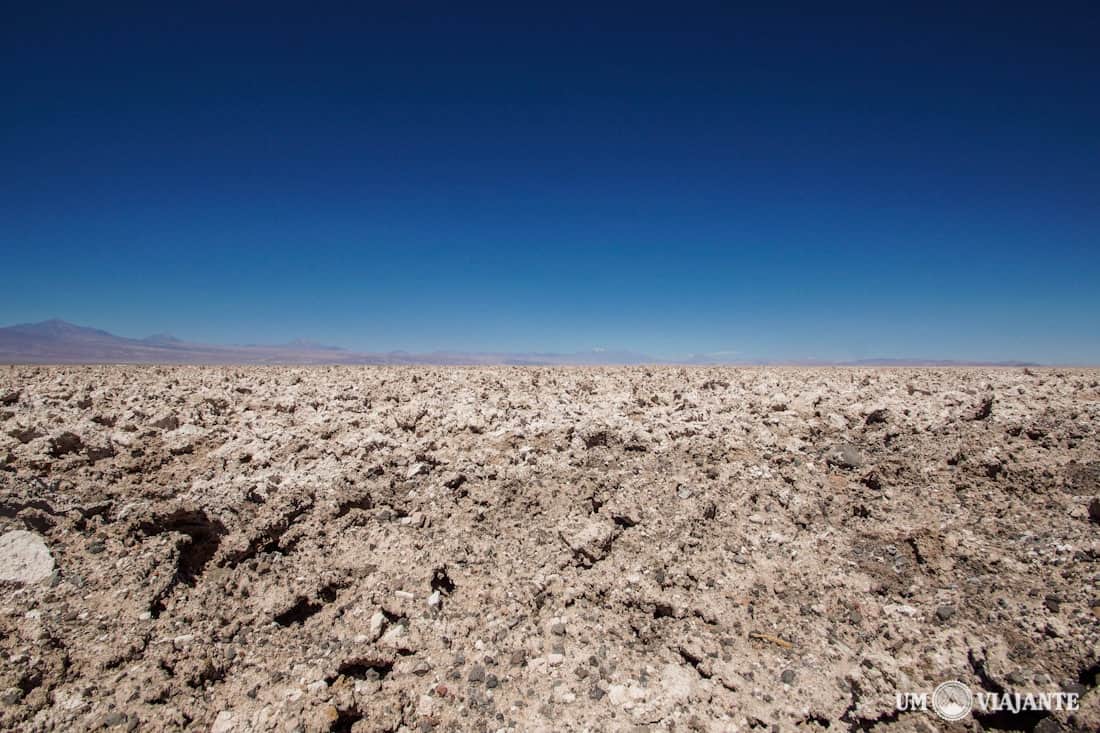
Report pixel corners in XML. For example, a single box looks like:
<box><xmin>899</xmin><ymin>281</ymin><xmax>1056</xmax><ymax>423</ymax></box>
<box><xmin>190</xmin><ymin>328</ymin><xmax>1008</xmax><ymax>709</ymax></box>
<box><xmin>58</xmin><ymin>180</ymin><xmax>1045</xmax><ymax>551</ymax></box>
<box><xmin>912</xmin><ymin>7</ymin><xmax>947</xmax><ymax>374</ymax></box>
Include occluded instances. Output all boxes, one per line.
<box><xmin>3</xmin><ymin>2</ymin><xmax>1099</xmax><ymax>362</ymax></box>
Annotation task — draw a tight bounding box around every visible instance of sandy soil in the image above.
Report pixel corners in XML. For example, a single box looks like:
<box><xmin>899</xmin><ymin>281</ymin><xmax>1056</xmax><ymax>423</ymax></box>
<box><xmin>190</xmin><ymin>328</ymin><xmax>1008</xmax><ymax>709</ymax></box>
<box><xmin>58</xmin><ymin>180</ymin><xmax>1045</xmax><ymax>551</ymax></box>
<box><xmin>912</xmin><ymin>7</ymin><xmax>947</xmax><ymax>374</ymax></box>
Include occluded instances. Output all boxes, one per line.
<box><xmin>0</xmin><ymin>366</ymin><xmax>1098</xmax><ymax>732</ymax></box>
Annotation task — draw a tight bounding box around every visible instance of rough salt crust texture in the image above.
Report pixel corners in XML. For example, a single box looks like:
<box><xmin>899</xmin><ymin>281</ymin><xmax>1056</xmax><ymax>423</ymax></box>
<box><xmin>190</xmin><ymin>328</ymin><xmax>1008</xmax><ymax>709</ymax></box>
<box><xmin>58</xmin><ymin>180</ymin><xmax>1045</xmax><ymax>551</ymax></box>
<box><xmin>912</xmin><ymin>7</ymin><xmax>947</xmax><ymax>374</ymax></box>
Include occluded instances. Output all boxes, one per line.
<box><xmin>0</xmin><ymin>365</ymin><xmax>1098</xmax><ymax>732</ymax></box>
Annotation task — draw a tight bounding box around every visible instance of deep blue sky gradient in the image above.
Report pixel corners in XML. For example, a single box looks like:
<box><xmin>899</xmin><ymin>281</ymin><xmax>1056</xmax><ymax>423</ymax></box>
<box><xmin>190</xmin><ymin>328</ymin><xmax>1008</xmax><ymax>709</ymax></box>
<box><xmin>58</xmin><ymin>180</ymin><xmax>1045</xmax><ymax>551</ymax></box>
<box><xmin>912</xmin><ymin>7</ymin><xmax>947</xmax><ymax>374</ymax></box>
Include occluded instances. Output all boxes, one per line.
<box><xmin>3</xmin><ymin>2</ymin><xmax>1099</xmax><ymax>361</ymax></box>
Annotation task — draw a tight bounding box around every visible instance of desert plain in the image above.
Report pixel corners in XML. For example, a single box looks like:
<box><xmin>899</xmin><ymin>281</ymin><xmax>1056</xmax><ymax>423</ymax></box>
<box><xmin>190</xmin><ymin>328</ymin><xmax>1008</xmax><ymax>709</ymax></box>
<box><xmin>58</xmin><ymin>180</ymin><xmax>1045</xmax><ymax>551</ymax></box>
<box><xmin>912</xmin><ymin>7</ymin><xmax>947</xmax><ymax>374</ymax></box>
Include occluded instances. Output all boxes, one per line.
<box><xmin>0</xmin><ymin>365</ymin><xmax>1098</xmax><ymax>732</ymax></box>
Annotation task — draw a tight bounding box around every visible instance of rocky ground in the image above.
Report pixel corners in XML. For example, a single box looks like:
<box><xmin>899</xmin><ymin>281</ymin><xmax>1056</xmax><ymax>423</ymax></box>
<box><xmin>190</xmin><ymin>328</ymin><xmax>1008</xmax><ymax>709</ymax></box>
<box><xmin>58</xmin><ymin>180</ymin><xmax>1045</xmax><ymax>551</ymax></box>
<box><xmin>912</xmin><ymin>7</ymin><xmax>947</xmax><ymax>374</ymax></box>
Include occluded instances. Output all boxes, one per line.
<box><xmin>0</xmin><ymin>366</ymin><xmax>1098</xmax><ymax>732</ymax></box>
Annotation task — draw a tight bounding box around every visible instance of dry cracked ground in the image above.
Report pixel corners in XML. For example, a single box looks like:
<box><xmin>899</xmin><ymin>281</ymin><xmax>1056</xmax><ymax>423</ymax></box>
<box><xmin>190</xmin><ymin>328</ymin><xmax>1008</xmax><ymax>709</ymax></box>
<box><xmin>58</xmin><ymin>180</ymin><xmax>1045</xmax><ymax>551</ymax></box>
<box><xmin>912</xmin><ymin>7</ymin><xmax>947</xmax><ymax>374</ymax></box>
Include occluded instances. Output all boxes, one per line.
<box><xmin>0</xmin><ymin>366</ymin><xmax>1098</xmax><ymax>733</ymax></box>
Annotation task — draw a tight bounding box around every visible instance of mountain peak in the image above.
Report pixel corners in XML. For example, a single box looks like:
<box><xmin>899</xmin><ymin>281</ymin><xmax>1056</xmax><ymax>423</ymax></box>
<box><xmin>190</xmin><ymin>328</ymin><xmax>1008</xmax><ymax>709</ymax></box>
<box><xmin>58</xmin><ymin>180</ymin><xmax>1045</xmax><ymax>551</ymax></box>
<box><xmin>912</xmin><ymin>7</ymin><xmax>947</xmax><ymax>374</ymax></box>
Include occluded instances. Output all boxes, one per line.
<box><xmin>11</xmin><ymin>319</ymin><xmax>115</xmax><ymax>339</ymax></box>
<box><xmin>142</xmin><ymin>333</ymin><xmax>184</xmax><ymax>345</ymax></box>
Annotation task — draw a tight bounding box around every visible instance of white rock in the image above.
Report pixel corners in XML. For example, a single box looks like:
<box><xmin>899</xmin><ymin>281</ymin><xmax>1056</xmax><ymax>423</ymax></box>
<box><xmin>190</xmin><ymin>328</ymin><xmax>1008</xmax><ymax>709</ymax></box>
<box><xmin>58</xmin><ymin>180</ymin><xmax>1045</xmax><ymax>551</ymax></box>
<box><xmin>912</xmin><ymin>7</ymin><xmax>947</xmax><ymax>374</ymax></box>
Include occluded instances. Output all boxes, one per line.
<box><xmin>380</xmin><ymin>624</ymin><xmax>406</xmax><ymax>648</ymax></box>
<box><xmin>547</xmin><ymin>653</ymin><xmax>564</xmax><ymax>666</ymax></box>
<box><xmin>609</xmin><ymin>683</ymin><xmax>647</xmax><ymax>706</ymax></box>
<box><xmin>563</xmin><ymin>519</ymin><xmax>615</xmax><ymax>563</ymax></box>
<box><xmin>211</xmin><ymin>711</ymin><xmax>235</xmax><ymax>733</ymax></box>
<box><xmin>661</xmin><ymin>663</ymin><xmax>698</xmax><ymax>701</ymax></box>
<box><xmin>368</xmin><ymin>611</ymin><xmax>386</xmax><ymax>640</ymax></box>
<box><xmin>0</xmin><ymin>531</ymin><xmax>55</xmax><ymax>584</ymax></box>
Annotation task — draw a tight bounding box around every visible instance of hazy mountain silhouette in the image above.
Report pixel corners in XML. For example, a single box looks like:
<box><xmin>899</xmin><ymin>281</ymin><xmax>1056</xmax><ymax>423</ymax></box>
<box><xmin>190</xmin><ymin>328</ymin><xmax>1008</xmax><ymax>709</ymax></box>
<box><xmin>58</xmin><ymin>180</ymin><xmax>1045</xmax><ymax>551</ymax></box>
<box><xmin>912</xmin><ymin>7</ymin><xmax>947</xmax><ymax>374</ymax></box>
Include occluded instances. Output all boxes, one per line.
<box><xmin>0</xmin><ymin>320</ymin><xmax>1038</xmax><ymax>366</ymax></box>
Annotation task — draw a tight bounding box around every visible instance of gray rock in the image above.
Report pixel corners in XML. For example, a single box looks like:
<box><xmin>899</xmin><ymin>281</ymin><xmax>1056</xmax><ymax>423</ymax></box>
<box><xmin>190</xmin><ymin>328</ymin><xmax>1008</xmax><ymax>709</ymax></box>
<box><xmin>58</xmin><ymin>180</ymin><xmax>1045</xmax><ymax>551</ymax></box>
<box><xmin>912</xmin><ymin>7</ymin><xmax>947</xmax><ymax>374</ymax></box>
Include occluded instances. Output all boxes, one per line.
<box><xmin>151</xmin><ymin>415</ymin><xmax>180</xmax><ymax>430</ymax></box>
<box><xmin>0</xmin><ymin>530</ymin><xmax>55</xmax><ymax>584</ymax></box>
<box><xmin>7</xmin><ymin>426</ymin><xmax>42</xmax><ymax>444</ymax></box>
<box><xmin>48</xmin><ymin>431</ymin><xmax>84</xmax><ymax>457</ymax></box>
<box><xmin>826</xmin><ymin>444</ymin><xmax>864</xmax><ymax>470</ymax></box>
<box><xmin>102</xmin><ymin>711</ymin><xmax>127</xmax><ymax>727</ymax></box>
<box><xmin>781</xmin><ymin>669</ymin><xmax>796</xmax><ymax>684</ymax></box>
<box><xmin>935</xmin><ymin>605</ymin><xmax>956</xmax><ymax>622</ymax></box>
<box><xmin>864</xmin><ymin>408</ymin><xmax>888</xmax><ymax>425</ymax></box>
<box><xmin>468</xmin><ymin>664</ymin><xmax>485</xmax><ymax>683</ymax></box>
<box><xmin>562</xmin><ymin>519</ymin><xmax>615</xmax><ymax>565</ymax></box>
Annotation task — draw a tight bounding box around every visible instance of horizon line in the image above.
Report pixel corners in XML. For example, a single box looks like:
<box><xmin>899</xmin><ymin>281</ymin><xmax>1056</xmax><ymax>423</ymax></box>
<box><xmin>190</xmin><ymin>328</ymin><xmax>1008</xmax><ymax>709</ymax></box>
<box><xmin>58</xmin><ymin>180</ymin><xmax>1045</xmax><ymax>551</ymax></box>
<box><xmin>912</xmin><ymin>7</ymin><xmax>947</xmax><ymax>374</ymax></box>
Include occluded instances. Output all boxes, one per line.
<box><xmin>0</xmin><ymin>318</ymin><xmax>1081</xmax><ymax>366</ymax></box>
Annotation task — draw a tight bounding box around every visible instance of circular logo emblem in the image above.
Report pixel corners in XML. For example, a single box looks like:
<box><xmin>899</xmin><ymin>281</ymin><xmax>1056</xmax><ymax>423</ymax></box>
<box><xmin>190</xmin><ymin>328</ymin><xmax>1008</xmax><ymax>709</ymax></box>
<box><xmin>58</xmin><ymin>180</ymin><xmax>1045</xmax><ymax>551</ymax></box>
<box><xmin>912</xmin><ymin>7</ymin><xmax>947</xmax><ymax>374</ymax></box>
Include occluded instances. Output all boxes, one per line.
<box><xmin>932</xmin><ymin>680</ymin><xmax>973</xmax><ymax>721</ymax></box>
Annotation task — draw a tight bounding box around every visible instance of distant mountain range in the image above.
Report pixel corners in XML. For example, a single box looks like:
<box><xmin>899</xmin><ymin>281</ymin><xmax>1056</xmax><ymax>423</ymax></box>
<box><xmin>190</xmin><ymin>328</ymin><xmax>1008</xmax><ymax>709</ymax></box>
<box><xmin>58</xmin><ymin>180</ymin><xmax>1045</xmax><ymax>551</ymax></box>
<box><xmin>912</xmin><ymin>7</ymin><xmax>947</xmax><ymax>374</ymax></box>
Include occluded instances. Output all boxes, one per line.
<box><xmin>0</xmin><ymin>320</ymin><xmax>1040</xmax><ymax>366</ymax></box>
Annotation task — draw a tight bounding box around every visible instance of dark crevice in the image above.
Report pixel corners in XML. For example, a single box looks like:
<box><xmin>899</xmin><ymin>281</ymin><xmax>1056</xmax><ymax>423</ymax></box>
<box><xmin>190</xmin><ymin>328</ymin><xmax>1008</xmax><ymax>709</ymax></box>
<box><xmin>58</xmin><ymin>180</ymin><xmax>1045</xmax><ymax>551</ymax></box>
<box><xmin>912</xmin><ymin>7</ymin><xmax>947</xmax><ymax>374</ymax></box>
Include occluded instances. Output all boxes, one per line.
<box><xmin>331</xmin><ymin>707</ymin><xmax>363</xmax><ymax>733</ymax></box>
<box><xmin>677</xmin><ymin>647</ymin><xmax>712</xmax><ymax>679</ymax></box>
<box><xmin>430</xmin><ymin>566</ymin><xmax>455</xmax><ymax>595</ymax></box>
<box><xmin>138</xmin><ymin>509</ymin><xmax>226</xmax><ymax>583</ymax></box>
<box><xmin>1076</xmin><ymin>659</ymin><xmax>1100</xmax><ymax>689</ymax></box>
<box><xmin>335</xmin><ymin>493</ymin><xmax>373</xmax><ymax>518</ymax></box>
<box><xmin>798</xmin><ymin>713</ymin><xmax>832</xmax><ymax>728</ymax></box>
<box><xmin>275</xmin><ymin>597</ymin><xmax>323</xmax><ymax>626</ymax></box>
<box><xmin>18</xmin><ymin>671</ymin><xmax>42</xmax><ymax>697</ymax></box>
<box><xmin>969</xmin><ymin>650</ymin><xmax>1052</xmax><ymax>731</ymax></box>
<box><xmin>334</xmin><ymin>657</ymin><xmax>393</xmax><ymax>681</ymax></box>
<box><xmin>0</xmin><ymin>498</ymin><xmax>61</xmax><ymax>518</ymax></box>
<box><xmin>905</xmin><ymin>536</ymin><xmax>926</xmax><ymax>566</ymax></box>
<box><xmin>149</xmin><ymin>581</ymin><xmax>177</xmax><ymax>618</ymax></box>
<box><xmin>275</xmin><ymin>582</ymin><xmax>342</xmax><ymax>626</ymax></box>
<box><xmin>691</xmin><ymin>608</ymin><xmax>719</xmax><ymax>626</ymax></box>
<box><xmin>611</xmin><ymin>513</ymin><xmax>637</xmax><ymax>529</ymax></box>
<box><xmin>380</xmin><ymin>608</ymin><xmax>405</xmax><ymax>625</ymax></box>
<box><xmin>138</xmin><ymin>509</ymin><xmax>226</xmax><ymax>617</ymax></box>
<box><xmin>583</xmin><ymin>431</ymin><xmax>611</xmax><ymax>449</ymax></box>
<box><xmin>969</xmin><ymin>650</ymin><xmax>1005</xmax><ymax>694</ymax></box>
<box><xmin>652</xmin><ymin>603</ymin><xmax>676</xmax><ymax>619</ymax></box>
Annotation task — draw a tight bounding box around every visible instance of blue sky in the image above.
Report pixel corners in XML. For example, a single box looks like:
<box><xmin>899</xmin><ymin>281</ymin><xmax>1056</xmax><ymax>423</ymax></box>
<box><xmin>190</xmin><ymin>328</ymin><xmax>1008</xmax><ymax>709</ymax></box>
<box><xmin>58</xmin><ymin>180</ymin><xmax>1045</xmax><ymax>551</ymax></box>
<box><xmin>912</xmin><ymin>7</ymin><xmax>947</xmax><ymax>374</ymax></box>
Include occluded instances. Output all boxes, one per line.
<box><xmin>3</xmin><ymin>2</ymin><xmax>1099</xmax><ymax>362</ymax></box>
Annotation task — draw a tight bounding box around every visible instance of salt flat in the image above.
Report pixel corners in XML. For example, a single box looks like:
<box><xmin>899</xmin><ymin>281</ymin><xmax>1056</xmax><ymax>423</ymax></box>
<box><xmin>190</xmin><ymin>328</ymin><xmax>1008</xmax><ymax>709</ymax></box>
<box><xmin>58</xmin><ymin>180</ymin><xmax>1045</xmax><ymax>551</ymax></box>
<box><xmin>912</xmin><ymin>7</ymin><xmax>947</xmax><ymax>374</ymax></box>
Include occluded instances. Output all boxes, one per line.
<box><xmin>1</xmin><ymin>366</ymin><xmax>1098</xmax><ymax>731</ymax></box>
